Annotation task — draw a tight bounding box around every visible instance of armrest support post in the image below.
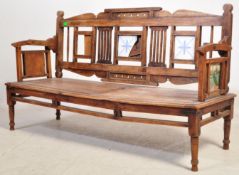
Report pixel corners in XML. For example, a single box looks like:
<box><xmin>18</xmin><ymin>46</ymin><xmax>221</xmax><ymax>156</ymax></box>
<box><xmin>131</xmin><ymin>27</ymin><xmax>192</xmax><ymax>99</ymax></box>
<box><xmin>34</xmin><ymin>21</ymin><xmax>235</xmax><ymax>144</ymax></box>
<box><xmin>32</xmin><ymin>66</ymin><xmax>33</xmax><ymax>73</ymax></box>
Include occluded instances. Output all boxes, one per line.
<box><xmin>16</xmin><ymin>47</ymin><xmax>23</xmax><ymax>82</ymax></box>
<box><xmin>198</xmin><ymin>52</ymin><xmax>206</xmax><ymax>101</ymax></box>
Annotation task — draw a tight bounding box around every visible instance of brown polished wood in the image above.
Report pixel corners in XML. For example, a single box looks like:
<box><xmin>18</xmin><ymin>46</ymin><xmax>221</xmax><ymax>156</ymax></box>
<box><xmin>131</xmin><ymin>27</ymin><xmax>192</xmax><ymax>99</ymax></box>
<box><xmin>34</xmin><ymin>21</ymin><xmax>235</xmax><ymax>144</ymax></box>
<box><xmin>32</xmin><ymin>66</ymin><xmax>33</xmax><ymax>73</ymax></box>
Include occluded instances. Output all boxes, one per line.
<box><xmin>7</xmin><ymin>4</ymin><xmax>235</xmax><ymax>172</ymax></box>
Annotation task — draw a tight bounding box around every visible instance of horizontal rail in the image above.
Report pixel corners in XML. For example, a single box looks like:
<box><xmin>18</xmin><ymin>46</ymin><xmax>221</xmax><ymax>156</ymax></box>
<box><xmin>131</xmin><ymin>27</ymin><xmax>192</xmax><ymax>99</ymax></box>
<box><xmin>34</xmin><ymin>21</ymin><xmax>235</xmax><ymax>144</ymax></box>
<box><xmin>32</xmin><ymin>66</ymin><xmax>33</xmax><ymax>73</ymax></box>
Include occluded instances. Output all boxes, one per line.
<box><xmin>63</xmin><ymin>62</ymin><xmax>147</xmax><ymax>75</ymax></box>
<box><xmin>172</xmin><ymin>59</ymin><xmax>195</xmax><ymax>64</ymax></box>
<box><xmin>62</xmin><ymin>62</ymin><xmax>199</xmax><ymax>78</ymax></box>
<box><xmin>200</xmin><ymin>110</ymin><xmax>230</xmax><ymax>126</ymax></box>
<box><xmin>205</xmin><ymin>57</ymin><xmax>229</xmax><ymax>64</ymax></box>
<box><xmin>13</xmin><ymin>97</ymin><xmax>188</xmax><ymax>127</ymax></box>
<box><xmin>147</xmin><ymin>67</ymin><xmax>198</xmax><ymax>78</ymax></box>
<box><xmin>62</xmin><ymin>16</ymin><xmax>223</xmax><ymax>27</ymax></box>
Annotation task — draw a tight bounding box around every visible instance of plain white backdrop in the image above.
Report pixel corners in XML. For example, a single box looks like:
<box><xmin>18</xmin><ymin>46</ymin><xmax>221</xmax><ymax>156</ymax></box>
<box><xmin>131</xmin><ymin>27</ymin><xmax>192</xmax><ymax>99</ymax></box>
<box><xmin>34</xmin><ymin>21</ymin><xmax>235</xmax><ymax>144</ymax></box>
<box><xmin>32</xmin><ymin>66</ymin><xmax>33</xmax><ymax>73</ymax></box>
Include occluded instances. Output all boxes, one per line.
<box><xmin>0</xmin><ymin>0</ymin><xmax>238</xmax><ymax>107</ymax></box>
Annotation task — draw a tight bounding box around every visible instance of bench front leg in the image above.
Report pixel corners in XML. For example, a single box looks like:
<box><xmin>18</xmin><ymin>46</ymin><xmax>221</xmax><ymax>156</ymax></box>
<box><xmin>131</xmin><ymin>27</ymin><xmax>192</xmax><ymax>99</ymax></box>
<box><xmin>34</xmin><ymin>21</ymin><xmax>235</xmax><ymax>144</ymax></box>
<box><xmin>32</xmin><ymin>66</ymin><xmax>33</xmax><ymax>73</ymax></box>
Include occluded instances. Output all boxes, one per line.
<box><xmin>7</xmin><ymin>87</ymin><xmax>16</xmax><ymax>130</ymax></box>
<box><xmin>223</xmin><ymin>101</ymin><xmax>234</xmax><ymax>150</ymax></box>
<box><xmin>188</xmin><ymin>112</ymin><xmax>201</xmax><ymax>172</ymax></box>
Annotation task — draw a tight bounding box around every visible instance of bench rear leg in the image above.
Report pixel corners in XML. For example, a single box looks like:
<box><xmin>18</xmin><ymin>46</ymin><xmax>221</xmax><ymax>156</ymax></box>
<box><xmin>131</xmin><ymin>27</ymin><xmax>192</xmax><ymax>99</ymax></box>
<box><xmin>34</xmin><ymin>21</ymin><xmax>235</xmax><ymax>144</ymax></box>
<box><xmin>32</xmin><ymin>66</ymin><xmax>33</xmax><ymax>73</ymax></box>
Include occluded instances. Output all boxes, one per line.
<box><xmin>223</xmin><ymin>103</ymin><xmax>234</xmax><ymax>150</ymax></box>
<box><xmin>114</xmin><ymin>109</ymin><xmax>122</xmax><ymax>118</ymax></box>
<box><xmin>53</xmin><ymin>101</ymin><xmax>61</xmax><ymax>120</ymax></box>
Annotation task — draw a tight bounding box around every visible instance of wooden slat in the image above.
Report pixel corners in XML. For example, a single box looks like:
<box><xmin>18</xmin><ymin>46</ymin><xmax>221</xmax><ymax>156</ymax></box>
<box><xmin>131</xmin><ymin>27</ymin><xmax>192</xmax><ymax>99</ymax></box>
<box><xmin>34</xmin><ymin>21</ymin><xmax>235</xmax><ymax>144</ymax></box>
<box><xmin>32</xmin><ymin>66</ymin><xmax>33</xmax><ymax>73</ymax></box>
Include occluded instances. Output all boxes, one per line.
<box><xmin>117</xmin><ymin>31</ymin><xmax>143</xmax><ymax>36</ymax></box>
<box><xmin>149</xmin><ymin>29</ymin><xmax>154</xmax><ymax>63</ymax></box>
<box><xmin>73</xmin><ymin>27</ymin><xmax>78</xmax><ymax>62</ymax></box>
<box><xmin>117</xmin><ymin>57</ymin><xmax>141</xmax><ymax>61</ymax></box>
<box><xmin>141</xmin><ymin>26</ymin><xmax>148</xmax><ymax>66</ymax></box>
<box><xmin>162</xmin><ymin>29</ymin><xmax>167</xmax><ymax>64</ymax></box>
<box><xmin>172</xmin><ymin>59</ymin><xmax>195</xmax><ymax>64</ymax></box>
<box><xmin>169</xmin><ymin>26</ymin><xmax>176</xmax><ymax>68</ymax></box>
<box><xmin>113</xmin><ymin>26</ymin><xmax>120</xmax><ymax>64</ymax></box>
<box><xmin>91</xmin><ymin>27</ymin><xmax>97</xmax><ymax>63</ymax></box>
<box><xmin>22</xmin><ymin>74</ymin><xmax>48</xmax><ymax>79</ymax></box>
<box><xmin>66</xmin><ymin>27</ymin><xmax>70</xmax><ymax>61</ymax></box>
<box><xmin>173</xmin><ymin>31</ymin><xmax>196</xmax><ymax>36</ymax></box>
<box><xmin>209</xmin><ymin>26</ymin><xmax>214</xmax><ymax>58</ymax></box>
<box><xmin>74</xmin><ymin>55</ymin><xmax>92</xmax><ymax>59</ymax></box>
<box><xmin>205</xmin><ymin>57</ymin><xmax>229</xmax><ymax>64</ymax></box>
<box><xmin>78</xmin><ymin>31</ymin><xmax>92</xmax><ymax>35</ymax></box>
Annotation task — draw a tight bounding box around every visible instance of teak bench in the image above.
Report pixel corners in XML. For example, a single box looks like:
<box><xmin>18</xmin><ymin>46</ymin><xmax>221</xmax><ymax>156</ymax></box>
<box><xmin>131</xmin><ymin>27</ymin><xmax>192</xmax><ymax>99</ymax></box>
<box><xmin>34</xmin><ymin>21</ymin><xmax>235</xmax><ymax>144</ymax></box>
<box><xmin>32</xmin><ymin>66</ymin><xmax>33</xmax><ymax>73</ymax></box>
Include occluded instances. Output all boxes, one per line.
<box><xmin>6</xmin><ymin>4</ymin><xmax>235</xmax><ymax>171</ymax></box>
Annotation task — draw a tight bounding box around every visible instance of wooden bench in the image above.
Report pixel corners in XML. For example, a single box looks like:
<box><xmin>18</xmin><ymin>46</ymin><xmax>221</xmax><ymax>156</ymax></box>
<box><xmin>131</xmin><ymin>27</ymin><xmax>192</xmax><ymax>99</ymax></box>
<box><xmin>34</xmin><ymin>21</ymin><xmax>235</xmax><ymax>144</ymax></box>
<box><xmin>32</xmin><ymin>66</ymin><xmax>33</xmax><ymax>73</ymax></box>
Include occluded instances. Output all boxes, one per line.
<box><xmin>6</xmin><ymin>4</ymin><xmax>235</xmax><ymax>171</ymax></box>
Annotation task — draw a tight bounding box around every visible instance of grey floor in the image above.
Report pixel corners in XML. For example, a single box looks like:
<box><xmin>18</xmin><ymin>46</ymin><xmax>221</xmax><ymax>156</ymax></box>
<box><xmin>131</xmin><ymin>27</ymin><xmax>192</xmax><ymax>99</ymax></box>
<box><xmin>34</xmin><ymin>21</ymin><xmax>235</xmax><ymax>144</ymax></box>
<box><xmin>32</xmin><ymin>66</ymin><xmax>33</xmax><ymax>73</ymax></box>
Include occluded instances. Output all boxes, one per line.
<box><xmin>0</xmin><ymin>97</ymin><xmax>238</xmax><ymax>175</ymax></box>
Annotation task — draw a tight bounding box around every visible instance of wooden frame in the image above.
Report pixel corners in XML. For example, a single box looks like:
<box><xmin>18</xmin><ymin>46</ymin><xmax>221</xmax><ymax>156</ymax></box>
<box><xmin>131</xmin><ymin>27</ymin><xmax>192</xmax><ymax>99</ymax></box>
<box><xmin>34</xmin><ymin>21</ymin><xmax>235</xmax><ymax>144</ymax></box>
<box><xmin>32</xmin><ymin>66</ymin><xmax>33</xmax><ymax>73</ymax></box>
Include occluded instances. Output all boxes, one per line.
<box><xmin>7</xmin><ymin>4</ymin><xmax>235</xmax><ymax>172</ymax></box>
<box><xmin>73</xmin><ymin>28</ymin><xmax>96</xmax><ymax>63</ymax></box>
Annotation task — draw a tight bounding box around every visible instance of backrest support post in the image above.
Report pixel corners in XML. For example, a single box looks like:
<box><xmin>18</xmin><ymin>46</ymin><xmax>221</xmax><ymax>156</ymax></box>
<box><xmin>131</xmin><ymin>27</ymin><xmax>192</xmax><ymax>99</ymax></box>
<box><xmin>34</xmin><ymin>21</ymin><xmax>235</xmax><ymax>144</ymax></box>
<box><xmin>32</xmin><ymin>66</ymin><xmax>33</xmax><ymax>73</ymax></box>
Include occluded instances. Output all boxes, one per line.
<box><xmin>222</xmin><ymin>4</ymin><xmax>233</xmax><ymax>91</ymax></box>
<box><xmin>55</xmin><ymin>11</ymin><xmax>64</xmax><ymax>78</ymax></box>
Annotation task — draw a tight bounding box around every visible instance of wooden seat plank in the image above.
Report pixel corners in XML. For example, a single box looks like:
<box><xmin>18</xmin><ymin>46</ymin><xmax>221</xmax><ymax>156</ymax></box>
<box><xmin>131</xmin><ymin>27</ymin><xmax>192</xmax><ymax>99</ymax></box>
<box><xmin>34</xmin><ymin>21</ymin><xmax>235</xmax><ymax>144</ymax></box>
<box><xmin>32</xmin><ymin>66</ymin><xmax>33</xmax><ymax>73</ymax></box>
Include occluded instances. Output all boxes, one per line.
<box><xmin>6</xmin><ymin>78</ymin><xmax>235</xmax><ymax>109</ymax></box>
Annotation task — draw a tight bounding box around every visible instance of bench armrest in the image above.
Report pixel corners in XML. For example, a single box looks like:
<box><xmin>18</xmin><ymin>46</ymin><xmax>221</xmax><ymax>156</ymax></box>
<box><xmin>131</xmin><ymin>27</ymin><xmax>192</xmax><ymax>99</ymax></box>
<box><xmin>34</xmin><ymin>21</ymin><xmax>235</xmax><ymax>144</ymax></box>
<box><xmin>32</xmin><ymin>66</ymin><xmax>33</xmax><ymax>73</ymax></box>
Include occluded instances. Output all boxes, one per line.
<box><xmin>12</xmin><ymin>36</ymin><xmax>57</xmax><ymax>82</ymax></box>
<box><xmin>197</xmin><ymin>43</ymin><xmax>231</xmax><ymax>55</ymax></box>
<box><xmin>197</xmin><ymin>43</ymin><xmax>232</xmax><ymax>101</ymax></box>
<box><xmin>12</xmin><ymin>36</ymin><xmax>57</xmax><ymax>52</ymax></box>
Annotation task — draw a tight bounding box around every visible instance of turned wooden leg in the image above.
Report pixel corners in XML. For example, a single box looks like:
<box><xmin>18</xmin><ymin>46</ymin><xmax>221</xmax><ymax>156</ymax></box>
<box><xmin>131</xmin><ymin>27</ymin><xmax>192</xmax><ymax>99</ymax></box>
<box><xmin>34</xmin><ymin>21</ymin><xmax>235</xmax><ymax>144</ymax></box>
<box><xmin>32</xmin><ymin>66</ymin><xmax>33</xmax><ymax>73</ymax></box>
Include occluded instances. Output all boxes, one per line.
<box><xmin>56</xmin><ymin>101</ymin><xmax>61</xmax><ymax>120</ymax></box>
<box><xmin>223</xmin><ymin>117</ymin><xmax>231</xmax><ymax>150</ymax></box>
<box><xmin>191</xmin><ymin>137</ymin><xmax>199</xmax><ymax>172</ymax></box>
<box><xmin>223</xmin><ymin>103</ymin><xmax>234</xmax><ymax>150</ymax></box>
<box><xmin>7</xmin><ymin>87</ymin><xmax>16</xmax><ymax>130</ymax></box>
<box><xmin>8</xmin><ymin>104</ymin><xmax>15</xmax><ymax>130</ymax></box>
<box><xmin>188</xmin><ymin>112</ymin><xmax>201</xmax><ymax>172</ymax></box>
<box><xmin>53</xmin><ymin>101</ymin><xmax>61</xmax><ymax>120</ymax></box>
<box><xmin>113</xmin><ymin>109</ymin><xmax>122</xmax><ymax>118</ymax></box>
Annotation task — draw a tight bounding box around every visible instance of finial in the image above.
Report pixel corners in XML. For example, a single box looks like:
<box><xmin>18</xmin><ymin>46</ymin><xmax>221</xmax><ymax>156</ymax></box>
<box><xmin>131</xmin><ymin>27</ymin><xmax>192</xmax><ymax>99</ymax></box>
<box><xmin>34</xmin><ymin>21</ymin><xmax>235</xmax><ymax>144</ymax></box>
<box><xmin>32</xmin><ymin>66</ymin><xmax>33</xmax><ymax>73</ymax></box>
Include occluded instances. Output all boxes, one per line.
<box><xmin>57</xmin><ymin>11</ymin><xmax>64</xmax><ymax>18</ymax></box>
<box><xmin>223</xmin><ymin>4</ymin><xmax>233</xmax><ymax>13</ymax></box>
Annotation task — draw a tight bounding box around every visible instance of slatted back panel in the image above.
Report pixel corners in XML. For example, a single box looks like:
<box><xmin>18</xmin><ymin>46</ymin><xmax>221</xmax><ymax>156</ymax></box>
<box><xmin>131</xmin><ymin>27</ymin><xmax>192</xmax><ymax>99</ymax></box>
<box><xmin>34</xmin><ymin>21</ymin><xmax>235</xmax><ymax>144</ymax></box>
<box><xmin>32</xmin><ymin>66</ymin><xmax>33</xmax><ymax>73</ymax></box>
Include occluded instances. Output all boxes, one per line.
<box><xmin>97</xmin><ymin>27</ymin><xmax>113</xmax><ymax>64</ymax></box>
<box><xmin>149</xmin><ymin>27</ymin><xmax>168</xmax><ymax>67</ymax></box>
<box><xmin>56</xmin><ymin>6</ymin><xmax>231</xmax><ymax>88</ymax></box>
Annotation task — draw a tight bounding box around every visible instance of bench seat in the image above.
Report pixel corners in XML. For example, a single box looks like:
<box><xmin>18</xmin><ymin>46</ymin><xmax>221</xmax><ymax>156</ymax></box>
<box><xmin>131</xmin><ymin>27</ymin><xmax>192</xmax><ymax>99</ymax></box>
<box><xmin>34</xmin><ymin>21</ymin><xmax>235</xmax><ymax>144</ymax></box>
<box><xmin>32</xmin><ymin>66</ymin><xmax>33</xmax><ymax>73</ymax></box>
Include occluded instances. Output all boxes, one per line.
<box><xmin>6</xmin><ymin>78</ymin><xmax>235</xmax><ymax>110</ymax></box>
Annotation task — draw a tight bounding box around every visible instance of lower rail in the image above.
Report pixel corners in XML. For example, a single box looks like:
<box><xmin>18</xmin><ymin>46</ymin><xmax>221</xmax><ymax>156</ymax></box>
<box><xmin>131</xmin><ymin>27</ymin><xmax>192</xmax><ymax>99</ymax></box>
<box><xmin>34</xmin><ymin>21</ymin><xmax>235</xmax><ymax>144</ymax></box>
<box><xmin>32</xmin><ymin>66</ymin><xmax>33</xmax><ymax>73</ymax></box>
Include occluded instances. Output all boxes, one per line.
<box><xmin>13</xmin><ymin>97</ymin><xmax>188</xmax><ymax>127</ymax></box>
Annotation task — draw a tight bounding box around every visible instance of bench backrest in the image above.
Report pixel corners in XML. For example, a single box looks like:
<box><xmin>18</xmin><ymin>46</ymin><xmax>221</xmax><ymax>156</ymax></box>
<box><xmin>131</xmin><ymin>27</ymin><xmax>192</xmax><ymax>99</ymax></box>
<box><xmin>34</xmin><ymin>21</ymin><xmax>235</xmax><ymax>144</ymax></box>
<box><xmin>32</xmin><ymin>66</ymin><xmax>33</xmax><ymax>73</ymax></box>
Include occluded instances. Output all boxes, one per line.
<box><xmin>12</xmin><ymin>4</ymin><xmax>233</xmax><ymax>101</ymax></box>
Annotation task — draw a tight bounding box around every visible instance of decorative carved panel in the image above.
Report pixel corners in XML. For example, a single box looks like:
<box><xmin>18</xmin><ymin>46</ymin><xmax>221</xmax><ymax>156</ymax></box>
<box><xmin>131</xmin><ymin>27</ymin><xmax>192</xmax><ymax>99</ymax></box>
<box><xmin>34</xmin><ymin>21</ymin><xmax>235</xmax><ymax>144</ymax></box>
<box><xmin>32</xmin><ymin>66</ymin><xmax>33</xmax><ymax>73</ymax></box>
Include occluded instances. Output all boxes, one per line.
<box><xmin>97</xmin><ymin>27</ymin><xmax>113</xmax><ymax>64</ymax></box>
<box><xmin>149</xmin><ymin>27</ymin><xmax>168</xmax><ymax>67</ymax></box>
